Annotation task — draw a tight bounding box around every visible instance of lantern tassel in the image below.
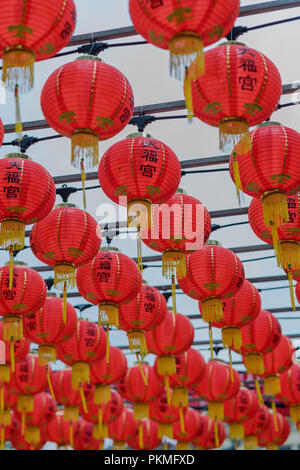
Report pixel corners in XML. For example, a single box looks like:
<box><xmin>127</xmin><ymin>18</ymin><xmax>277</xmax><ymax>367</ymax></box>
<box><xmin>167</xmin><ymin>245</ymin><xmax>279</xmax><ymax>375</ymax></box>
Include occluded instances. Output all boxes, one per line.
<box><xmin>21</xmin><ymin>410</ymin><xmax>25</xmax><ymax>435</ymax></box>
<box><xmin>271</xmin><ymin>224</ymin><xmax>281</xmax><ymax>266</ymax></box>
<box><xmin>137</xmin><ymin>226</ymin><xmax>143</xmax><ymax>273</ymax></box>
<box><xmin>288</xmin><ymin>271</ymin><xmax>296</xmax><ymax>312</ymax></box>
<box><xmin>244</xmin><ymin>353</ymin><xmax>264</xmax><ymax>375</ymax></box>
<box><xmin>184</xmin><ymin>68</ymin><xmax>193</xmax><ymax>121</ymax></box>
<box><xmin>94</xmin><ymin>384</ymin><xmax>111</xmax><ymax>405</ymax></box>
<box><xmin>136</xmin><ymin>353</ymin><xmax>148</xmax><ymax>386</ymax></box>
<box><xmin>0</xmin><ymin>365</ymin><xmax>10</xmax><ymax>383</ymax></box>
<box><xmin>72</xmin><ymin>362</ymin><xmax>90</xmax><ymax>390</ymax></box>
<box><xmin>46</xmin><ymin>365</ymin><xmax>56</xmax><ymax>401</ymax></box>
<box><xmin>14</xmin><ymin>84</ymin><xmax>23</xmax><ymax>140</ymax></box>
<box><xmin>80</xmin><ymin>158</ymin><xmax>87</xmax><ymax>210</ymax></box>
<box><xmin>164</xmin><ymin>442</ymin><xmax>168</xmax><ymax>450</ymax></box>
<box><xmin>138</xmin><ymin>422</ymin><xmax>144</xmax><ymax>450</ymax></box>
<box><xmin>71</xmin><ymin>130</ymin><xmax>99</xmax><ymax>170</ymax></box>
<box><xmin>133</xmin><ymin>403</ymin><xmax>149</xmax><ymax>420</ymax></box>
<box><xmin>164</xmin><ymin>373</ymin><xmax>171</xmax><ymax>407</ymax></box>
<box><xmin>172</xmin><ymin>387</ymin><xmax>188</xmax><ymax>408</ymax></box>
<box><xmin>0</xmin><ymin>220</ymin><xmax>25</xmax><ymax>251</ymax></box>
<box><xmin>209</xmin><ymin>323</ymin><xmax>214</xmax><ymax>361</ymax></box>
<box><xmin>261</xmin><ymin>191</ymin><xmax>289</xmax><ymax>228</ymax></box>
<box><xmin>222</xmin><ymin>326</ymin><xmax>242</xmax><ymax>351</ymax></box>
<box><xmin>214</xmin><ymin>419</ymin><xmax>220</xmax><ymax>448</ymax></box>
<box><xmin>63</xmin><ymin>281</ymin><xmax>67</xmax><ymax>325</ymax></box>
<box><xmin>169</xmin><ymin>34</ymin><xmax>204</xmax><ymax>81</ymax></box>
<box><xmin>271</xmin><ymin>398</ymin><xmax>278</xmax><ymax>432</ymax></box>
<box><xmin>162</xmin><ymin>252</ymin><xmax>186</xmax><ymax>280</ymax></box>
<box><xmin>201</xmin><ymin>297</ymin><xmax>223</xmax><ymax>323</ymax></box>
<box><xmin>229</xmin><ymin>347</ymin><xmax>234</xmax><ymax>383</ymax></box>
<box><xmin>231</xmin><ymin>152</ymin><xmax>243</xmax><ymax>203</ymax></box>
<box><xmin>9</xmin><ymin>248</ymin><xmax>13</xmax><ymax>291</ymax></box>
<box><xmin>219</xmin><ymin>118</ymin><xmax>250</xmax><ymax>153</ymax></box>
<box><xmin>0</xmin><ymin>427</ymin><xmax>4</xmax><ymax>450</ymax></box>
<box><xmin>79</xmin><ymin>382</ymin><xmax>88</xmax><ymax>414</ymax></box>
<box><xmin>98</xmin><ymin>407</ymin><xmax>103</xmax><ymax>439</ymax></box>
<box><xmin>179</xmin><ymin>404</ymin><xmax>186</xmax><ymax>435</ymax></box>
<box><xmin>158</xmin><ymin>423</ymin><xmax>173</xmax><ymax>439</ymax></box>
<box><xmin>106</xmin><ymin>326</ymin><xmax>110</xmax><ymax>364</ymax></box>
<box><xmin>208</xmin><ymin>401</ymin><xmax>224</xmax><ymax>420</ymax></box>
<box><xmin>9</xmin><ymin>337</ymin><xmax>15</xmax><ymax>373</ymax></box>
<box><xmin>0</xmin><ymin>385</ymin><xmax>3</xmax><ymax>413</ymax></box>
<box><xmin>54</xmin><ymin>263</ymin><xmax>76</xmax><ymax>291</ymax></box>
<box><xmin>177</xmin><ymin>442</ymin><xmax>189</xmax><ymax>450</ymax></box>
<box><xmin>127</xmin><ymin>330</ymin><xmax>148</xmax><ymax>356</ymax></box>
<box><xmin>290</xmin><ymin>405</ymin><xmax>300</xmax><ymax>423</ymax></box>
<box><xmin>244</xmin><ymin>435</ymin><xmax>258</xmax><ymax>450</ymax></box>
<box><xmin>229</xmin><ymin>422</ymin><xmax>244</xmax><ymax>440</ymax></box>
<box><xmin>171</xmin><ymin>274</ymin><xmax>177</xmax><ymax>315</ymax></box>
<box><xmin>254</xmin><ymin>376</ymin><xmax>264</xmax><ymax>407</ymax></box>
<box><xmin>2</xmin><ymin>49</ymin><xmax>35</xmax><ymax>93</ymax></box>
<box><xmin>69</xmin><ymin>422</ymin><xmax>74</xmax><ymax>448</ymax></box>
<box><xmin>98</xmin><ymin>303</ymin><xmax>119</xmax><ymax>328</ymax></box>
<box><xmin>264</xmin><ymin>374</ymin><xmax>281</xmax><ymax>396</ymax></box>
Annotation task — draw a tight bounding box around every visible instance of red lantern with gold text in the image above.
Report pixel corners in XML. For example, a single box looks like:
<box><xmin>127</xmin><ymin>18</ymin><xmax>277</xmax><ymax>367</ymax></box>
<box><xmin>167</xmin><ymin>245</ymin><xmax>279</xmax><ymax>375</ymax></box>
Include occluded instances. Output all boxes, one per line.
<box><xmin>11</xmin><ymin>425</ymin><xmax>47</xmax><ymax>450</ymax></box>
<box><xmin>30</xmin><ymin>203</ymin><xmax>101</xmax><ymax>319</ymax></box>
<box><xmin>0</xmin><ymin>410</ymin><xmax>19</xmax><ymax>450</ymax></box>
<box><xmin>230</xmin><ymin>123</ymin><xmax>300</xmax><ymax>235</ymax></box>
<box><xmin>72</xmin><ymin>418</ymin><xmax>102</xmax><ymax>451</ymax></box>
<box><xmin>23</xmin><ymin>293</ymin><xmax>77</xmax><ymax>366</ymax></box>
<box><xmin>142</xmin><ymin>190</ymin><xmax>211</xmax><ymax>312</ymax></box>
<box><xmin>0</xmin><ymin>320</ymin><xmax>30</xmax><ymax>383</ymax></box>
<box><xmin>243</xmin><ymin>404</ymin><xmax>270</xmax><ymax>450</ymax></box>
<box><xmin>258</xmin><ymin>413</ymin><xmax>290</xmax><ymax>450</ymax></box>
<box><xmin>129</xmin><ymin>0</ymin><xmax>240</xmax><ymax>80</ymax></box>
<box><xmin>146</xmin><ymin>311</ymin><xmax>194</xmax><ymax>406</ymax></box>
<box><xmin>80</xmin><ymin>388</ymin><xmax>123</xmax><ymax>441</ymax></box>
<box><xmin>192</xmin><ymin>415</ymin><xmax>226</xmax><ymax>450</ymax></box>
<box><xmin>173</xmin><ymin>407</ymin><xmax>201</xmax><ymax>450</ymax></box>
<box><xmin>178</xmin><ymin>242</ymin><xmax>245</xmax><ymax>324</ymax></box>
<box><xmin>90</xmin><ymin>345</ymin><xmax>127</xmax><ymax>406</ymax></box>
<box><xmin>248</xmin><ymin>194</ymin><xmax>300</xmax><ymax>309</ymax></box>
<box><xmin>127</xmin><ymin>418</ymin><xmax>161</xmax><ymax>451</ymax></box>
<box><xmin>76</xmin><ymin>248</ymin><xmax>142</xmax><ymax>337</ymax></box>
<box><xmin>238</xmin><ymin>310</ymin><xmax>282</xmax><ymax>379</ymax></box>
<box><xmin>187</xmin><ymin>43</ymin><xmax>281</xmax><ymax>153</ymax></box>
<box><xmin>262</xmin><ymin>335</ymin><xmax>294</xmax><ymax>396</ymax></box>
<box><xmin>0</xmin><ymin>154</ymin><xmax>56</xmax><ymax>263</ymax></box>
<box><xmin>99</xmin><ymin>135</ymin><xmax>181</xmax><ymax>235</ymax></box>
<box><xmin>149</xmin><ymin>389</ymin><xmax>185</xmax><ymax>441</ymax></box>
<box><xmin>0</xmin><ymin>261</ymin><xmax>46</xmax><ymax>346</ymax></box>
<box><xmin>108</xmin><ymin>407</ymin><xmax>138</xmax><ymax>450</ymax></box>
<box><xmin>119</xmin><ymin>283</ymin><xmax>167</xmax><ymax>358</ymax></box>
<box><xmin>46</xmin><ymin>411</ymin><xmax>72</xmax><ymax>449</ymax></box>
<box><xmin>0</xmin><ymin>385</ymin><xmax>18</xmax><ymax>431</ymax></box>
<box><xmin>7</xmin><ymin>355</ymin><xmax>48</xmax><ymax>436</ymax></box>
<box><xmin>13</xmin><ymin>391</ymin><xmax>56</xmax><ymax>446</ymax></box>
<box><xmin>193</xmin><ymin>360</ymin><xmax>240</xmax><ymax>422</ymax></box>
<box><xmin>211</xmin><ymin>279</ymin><xmax>261</xmax><ymax>351</ymax></box>
<box><xmin>276</xmin><ymin>363</ymin><xmax>300</xmax><ymax>424</ymax></box>
<box><xmin>41</xmin><ymin>56</ymin><xmax>134</xmax><ymax>196</ymax></box>
<box><xmin>223</xmin><ymin>387</ymin><xmax>259</xmax><ymax>440</ymax></box>
<box><xmin>56</xmin><ymin>320</ymin><xmax>106</xmax><ymax>397</ymax></box>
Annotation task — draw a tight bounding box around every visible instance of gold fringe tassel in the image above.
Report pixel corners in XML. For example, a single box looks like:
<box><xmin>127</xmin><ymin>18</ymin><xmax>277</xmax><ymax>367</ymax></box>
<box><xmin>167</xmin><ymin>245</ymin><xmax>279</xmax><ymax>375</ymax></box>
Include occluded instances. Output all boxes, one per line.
<box><xmin>136</xmin><ymin>353</ymin><xmax>148</xmax><ymax>386</ymax></box>
<box><xmin>138</xmin><ymin>422</ymin><xmax>144</xmax><ymax>449</ymax></box>
<box><xmin>266</xmin><ymin>444</ymin><xmax>278</xmax><ymax>450</ymax></box>
<box><xmin>288</xmin><ymin>271</ymin><xmax>296</xmax><ymax>312</ymax></box>
<box><xmin>114</xmin><ymin>441</ymin><xmax>126</xmax><ymax>450</ymax></box>
<box><xmin>229</xmin><ymin>422</ymin><xmax>244</xmax><ymax>440</ymax></box>
<box><xmin>172</xmin><ymin>387</ymin><xmax>188</xmax><ymax>408</ymax></box>
<box><xmin>289</xmin><ymin>405</ymin><xmax>300</xmax><ymax>423</ymax></box>
<box><xmin>133</xmin><ymin>403</ymin><xmax>149</xmax><ymax>420</ymax></box>
<box><xmin>0</xmin><ymin>386</ymin><xmax>3</xmax><ymax>413</ymax></box>
<box><xmin>2</xmin><ymin>49</ymin><xmax>35</xmax><ymax>93</ymax></box>
<box><xmin>164</xmin><ymin>373</ymin><xmax>171</xmax><ymax>407</ymax></box>
<box><xmin>72</xmin><ymin>362</ymin><xmax>90</xmax><ymax>390</ymax></box>
<box><xmin>162</xmin><ymin>251</ymin><xmax>186</xmax><ymax>280</ymax></box>
<box><xmin>169</xmin><ymin>35</ymin><xmax>204</xmax><ymax>81</ymax></box>
<box><xmin>219</xmin><ymin>118</ymin><xmax>250</xmax><ymax>153</ymax></box>
<box><xmin>177</xmin><ymin>442</ymin><xmax>189</xmax><ymax>450</ymax></box>
<box><xmin>71</xmin><ymin>130</ymin><xmax>99</xmax><ymax>170</ymax></box>
<box><xmin>158</xmin><ymin>423</ymin><xmax>173</xmax><ymax>439</ymax></box>
<box><xmin>14</xmin><ymin>84</ymin><xmax>23</xmax><ymax>139</ymax></box>
<box><xmin>46</xmin><ymin>365</ymin><xmax>56</xmax><ymax>401</ymax></box>
<box><xmin>208</xmin><ymin>401</ymin><xmax>224</xmax><ymax>420</ymax></box>
<box><xmin>184</xmin><ymin>68</ymin><xmax>194</xmax><ymax>121</ymax></box>
<box><xmin>229</xmin><ymin>347</ymin><xmax>234</xmax><ymax>383</ymax></box>
<box><xmin>254</xmin><ymin>376</ymin><xmax>264</xmax><ymax>407</ymax></box>
<box><xmin>0</xmin><ymin>219</ymin><xmax>25</xmax><ymax>251</ymax></box>
<box><xmin>231</xmin><ymin>151</ymin><xmax>243</xmax><ymax>202</ymax></box>
<box><xmin>271</xmin><ymin>224</ymin><xmax>281</xmax><ymax>266</ymax></box>
<box><xmin>244</xmin><ymin>353</ymin><xmax>264</xmax><ymax>375</ymax></box>
<box><xmin>79</xmin><ymin>382</ymin><xmax>88</xmax><ymax>413</ymax></box>
<box><xmin>98</xmin><ymin>303</ymin><xmax>119</xmax><ymax>328</ymax></box>
<box><xmin>39</xmin><ymin>345</ymin><xmax>56</xmax><ymax>366</ymax></box>
<box><xmin>106</xmin><ymin>326</ymin><xmax>110</xmax><ymax>364</ymax></box>
<box><xmin>10</xmin><ymin>337</ymin><xmax>15</xmax><ymax>373</ymax></box>
<box><xmin>94</xmin><ymin>384</ymin><xmax>111</xmax><ymax>405</ymax></box>
<box><xmin>3</xmin><ymin>316</ymin><xmax>23</xmax><ymax>341</ymax></box>
<box><xmin>63</xmin><ymin>281</ymin><xmax>67</xmax><ymax>325</ymax></box>
<box><xmin>157</xmin><ymin>356</ymin><xmax>176</xmax><ymax>375</ymax></box>
<box><xmin>264</xmin><ymin>375</ymin><xmax>281</xmax><ymax>396</ymax></box>
<box><xmin>222</xmin><ymin>327</ymin><xmax>242</xmax><ymax>351</ymax></box>
<box><xmin>69</xmin><ymin>422</ymin><xmax>74</xmax><ymax>448</ymax></box>
<box><xmin>271</xmin><ymin>398</ymin><xmax>278</xmax><ymax>432</ymax></box>
<box><xmin>137</xmin><ymin>227</ymin><xmax>143</xmax><ymax>273</ymax></box>
<box><xmin>244</xmin><ymin>435</ymin><xmax>258</xmax><ymax>450</ymax></box>
<box><xmin>201</xmin><ymin>297</ymin><xmax>223</xmax><ymax>323</ymax></box>
<box><xmin>54</xmin><ymin>263</ymin><xmax>76</xmax><ymax>291</ymax></box>
<box><xmin>64</xmin><ymin>406</ymin><xmax>79</xmax><ymax>422</ymax></box>
<box><xmin>171</xmin><ymin>275</ymin><xmax>177</xmax><ymax>315</ymax></box>
<box><xmin>127</xmin><ymin>199</ymin><xmax>151</xmax><ymax>232</ymax></box>
<box><xmin>0</xmin><ymin>365</ymin><xmax>10</xmax><ymax>383</ymax></box>
<box><xmin>164</xmin><ymin>442</ymin><xmax>168</xmax><ymax>450</ymax></box>
<box><xmin>98</xmin><ymin>407</ymin><xmax>103</xmax><ymax>439</ymax></box>
<box><xmin>261</xmin><ymin>191</ymin><xmax>289</xmax><ymax>228</ymax></box>
<box><xmin>21</xmin><ymin>410</ymin><xmax>25</xmax><ymax>435</ymax></box>
<box><xmin>209</xmin><ymin>323</ymin><xmax>214</xmax><ymax>360</ymax></box>
<box><xmin>0</xmin><ymin>427</ymin><xmax>4</xmax><ymax>450</ymax></box>
<box><xmin>80</xmin><ymin>158</ymin><xmax>87</xmax><ymax>210</ymax></box>
<box><xmin>25</xmin><ymin>426</ymin><xmax>40</xmax><ymax>445</ymax></box>
<box><xmin>214</xmin><ymin>419</ymin><xmax>220</xmax><ymax>448</ymax></box>
<box><xmin>128</xmin><ymin>330</ymin><xmax>148</xmax><ymax>356</ymax></box>
<box><xmin>179</xmin><ymin>405</ymin><xmax>186</xmax><ymax>435</ymax></box>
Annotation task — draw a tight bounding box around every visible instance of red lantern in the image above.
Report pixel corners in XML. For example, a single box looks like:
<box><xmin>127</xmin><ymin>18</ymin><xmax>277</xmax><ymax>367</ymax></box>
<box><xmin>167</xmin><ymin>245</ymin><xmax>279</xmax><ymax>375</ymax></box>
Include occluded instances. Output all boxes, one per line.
<box><xmin>30</xmin><ymin>203</ymin><xmax>101</xmax><ymax>318</ymax></box>
<box><xmin>192</xmin><ymin>415</ymin><xmax>226</xmax><ymax>450</ymax></box>
<box><xmin>248</xmin><ymin>194</ymin><xmax>300</xmax><ymax>309</ymax></box>
<box><xmin>98</xmin><ymin>135</ymin><xmax>181</xmax><ymax>230</ymax></box>
<box><xmin>154</xmin><ymin>348</ymin><xmax>206</xmax><ymax>413</ymax></box>
<box><xmin>127</xmin><ymin>418</ymin><xmax>161</xmax><ymax>450</ymax></box>
<box><xmin>80</xmin><ymin>388</ymin><xmax>123</xmax><ymax>440</ymax></box>
<box><xmin>117</xmin><ymin>364</ymin><xmax>163</xmax><ymax>420</ymax></box>
<box><xmin>41</xmin><ymin>57</ymin><xmax>134</xmax><ymax>174</ymax></box>
<box><xmin>13</xmin><ymin>391</ymin><xmax>56</xmax><ymax>445</ymax></box>
<box><xmin>258</xmin><ymin>413</ymin><xmax>290</xmax><ymax>450</ymax></box>
<box><xmin>129</xmin><ymin>0</ymin><xmax>240</xmax><ymax>80</ymax></box>
<box><xmin>46</xmin><ymin>411</ymin><xmax>71</xmax><ymax>449</ymax></box>
<box><xmin>23</xmin><ymin>294</ymin><xmax>77</xmax><ymax>366</ymax></box>
<box><xmin>0</xmin><ymin>385</ymin><xmax>18</xmax><ymax>427</ymax></box>
<box><xmin>243</xmin><ymin>404</ymin><xmax>270</xmax><ymax>450</ymax></box>
<box><xmin>262</xmin><ymin>336</ymin><xmax>294</xmax><ymax>396</ymax></box>
<box><xmin>149</xmin><ymin>390</ymin><xmax>185</xmax><ymax>440</ymax></box>
<box><xmin>238</xmin><ymin>310</ymin><xmax>282</xmax><ymax>376</ymax></box>
<box><xmin>187</xmin><ymin>42</ymin><xmax>281</xmax><ymax>153</ymax></box>
<box><xmin>108</xmin><ymin>407</ymin><xmax>138</xmax><ymax>450</ymax></box>
<box><xmin>76</xmin><ymin>248</ymin><xmax>142</xmax><ymax>330</ymax></box>
<box><xmin>276</xmin><ymin>363</ymin><xmax>300</xmax><ymax>423</ymax></box>
<box><xmin>119</xmin><ymin>283</ymin><xmax>167</xmax><ymax>357</ymax></box>
<box><xmin>72</xmin><ymin>418</ymin><xmax>102</xmax><ymax>451</ymax></box>
<box><xmin>0</xmin><ymin>411</ymin><xmax>20</xmax><ymax>449</ymax></box>
<box><xmin>0</xmin><ymin>261</ymin><xmax>47</xmax><ymax>345</ymax></box>
<box><xmin>11</xmin><ymin>425</ymin><xmax>47</xmax><ymax>450</ymax></box>
<box><xmin>90</xmin><ymin>345</ymin><xmax>127</xmax><ymax>405</ymax></box>
<box><xmin>146</xmin><ymin>311</ymin><xmax>194</xmax><ymax>404</ymax></box>
<box><xmin>193</xmin><ymin>360</ymin><xmax>240</xmax><ymax>421</ymax></box>
<box><xmin>56</xmin><ymin>319</ymin><xmax>106</xmax><ymax>392</ymax></box>
<box><xmin>0</xmin><ymin>154</ymin><xmax>56</xmax><ymax>255</ymax></box>
<box><xmin>173</xmin><ymin>407</ymin><xmax>201</xmax><ymax>450</ymax></box>
<box><xmin>211</xmin><ymin>280</ymin><xmax>261</xmax><ymax>350</ymax></box>
<box><xmin>178</xmin><ymin>243</ymin><xmax>245</xmax><ymax>323</ymax></box>
<box><xmin>0</xmin><ymin>0</ymin><xmax>76</xmax><ymax>92</ymax></box>
<box><xmin>223</xmin><ymin>387</ymin><xmax>259</xmax><ymax>439</ymax></box>
<box><xmin>0</xmin><ymin>320</ymin><xmax>30</xmax><ymax>382</ymax></box>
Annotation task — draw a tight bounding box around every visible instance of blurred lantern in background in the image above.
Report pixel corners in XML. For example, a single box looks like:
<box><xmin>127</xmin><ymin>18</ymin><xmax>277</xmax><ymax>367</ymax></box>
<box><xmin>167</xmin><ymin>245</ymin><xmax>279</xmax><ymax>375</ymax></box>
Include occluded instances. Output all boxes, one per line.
<box><xmin>72</xmin><ymin>418</ymin><xmax>102</xmax><ymax>450</ymax></box>
<box><xmin>11</xmin><ymin>424</ymin><xmax>47</xmax><ymax>450</ymax></box>
<box><xmin>258</xmin><ymin>412</ymin><xmax>290</xmax><ymax>450</ymax></box>
<box><xmin>0</xmin><ymin>320</ymin><xmax>30</xmax><ymax>382</ymax></box>
<box><xmin>127</xmin><ymin>418</ymin><xmax>160</xmax><ymax>451</ymax></box>
<box><xmin>46</xmin><ymin>411</ymin><xmax>72</xmax><ymax>450</ymax></box>
<box><xmin>192</xmin><ymin>415</ymin><xmax>226</xmax><ymax>450</ymax></box>
<box><xmin>262</xmin><ymin>335</ymin><xmax>294</xmax><ymax>396</ymax></box>
<box><xmin>173</xmin><ymin>407</ymin><xmax>201</xmax><ymax>450</ymax></box>
<box><xmin>243</xmin><ymin>404</ymin><xmax>270</xmax><ymax>450</ymax></box>
<box><xmin>223</xmin><ymin>387</ymin><xmax>259</xmax><ymax>440</ymax></box>
<box><xmin>276</xmin><ymin>363</ymin><xmax>300</xmax><ymax>424</ymax></box>
<box><xmin>108</xmin><ymin>407</ymin><xmax>138</xmax><ymax>450</ymax></box>
<box><xmin>149</xmin><ymin>389</ymin><xmax>185</xmax><ymax>441</ymax></box>
<box><xmin>0</xmin><ymin>410</ymin><xmax>19</xmax><ymax>450</ymax></box>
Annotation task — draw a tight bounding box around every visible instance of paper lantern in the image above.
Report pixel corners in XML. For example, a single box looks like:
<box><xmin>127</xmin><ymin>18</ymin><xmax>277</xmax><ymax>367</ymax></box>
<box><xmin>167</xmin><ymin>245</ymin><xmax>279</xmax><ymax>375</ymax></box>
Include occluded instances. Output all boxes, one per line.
<box><xmin>0</xmin><ymin>410</ymin><xmax>19</xmax><ymax>449</ymax></box>
<box><xmin>276</xmin><ymin>363</ymin><xmax>300</xmax><ymax>423</ymax></box>
<box><xmin>258</xmin><ymin>413</ymin><xmax>290</xmax><ymax>450</ymax></box>
<box><xmin>243</xmin><ymin>404</ymin><xmax>270</xmax><ymax>450</ymax></box>
<box><xmin>11</xmin><ymin>425</ymin><xmax>47</xmax><ymax>450</ymax></box>
<box><xmin>192</xmin><ymin>415</ymin><xmax>226</xmax><ymax>450</ymax></box>
<box><xmin>108</xmin><ymin>408</ymin><xmax>138</xmax><ymax>450</ymax></box>
<box><xmin>223</xmin><ymin>387</ymin><xmax>259</xmax><ymax>439</ymax></box>
<box><xmin>0</xmin><ymin>320</ymin><xmax>30</xmax><ymax>382</ymax></box>
<box><xmin>127</xmin><ymin>418</ymin><xmax>160</xmax><ymax>450</ymax></box>
<box><xmin>173</xmin><ymin>407</ymin><xmax>201</xmax><ymax>450</ymax></box>
<box><xmin>46</xmin><ymin>411</ymin><xmax>71</xmax><ymax>449</ymax></box>
<box><xmin>72</xmin><ymin>418</ymin><xmax>102</xmax><ymax>451</ymax></box>
<box><xmin>149</xmin><ymin>390</ymin><xmax>186</xmax><ymax>440</ymax></box>
<box><xmin>262</xmin><ymin>336</ymin><xmax>294</xmax><ymax>396</ymax></box>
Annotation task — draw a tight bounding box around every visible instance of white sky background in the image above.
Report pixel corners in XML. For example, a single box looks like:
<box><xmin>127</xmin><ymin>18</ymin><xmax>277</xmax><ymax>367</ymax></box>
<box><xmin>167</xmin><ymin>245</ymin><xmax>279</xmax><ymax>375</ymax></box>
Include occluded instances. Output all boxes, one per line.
<box><xmin>1</xmin><ymin>0</ymin><xmax>300</xmax><ymax>448</ymax></box>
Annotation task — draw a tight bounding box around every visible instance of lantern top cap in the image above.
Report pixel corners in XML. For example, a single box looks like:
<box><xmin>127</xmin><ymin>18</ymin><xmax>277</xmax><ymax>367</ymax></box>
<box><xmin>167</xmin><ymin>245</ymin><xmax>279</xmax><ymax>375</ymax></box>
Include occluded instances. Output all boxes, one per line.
<box><xmin>4</xmin><ymin>260</ymin><xmax>28</xmax><ymax>268</ymax></box>
<box><xmin>4</xmin><ymin>153</ymin><xmax>31</xmax><ymax>160</ymax></box>
<box><xmin>218</xmin><ymin>41</ymin><xmax>246</xmax><ymax>47</ymax></box>
<box><xmin>76</xmin><ymin>55</ymin><xmax>102</xmax><ymax>62</ymax></box>
<box><xmin>257</xmin><ymin>121</ymin><xmax>282</xmax><ymax>128</ymax></box>
<box><xmin>176</xmin><ymin>188</ymin><xmax>187</xmax><ymax>195</ymax></box>
<box><xmin>55</xmin><ymin>203</ymin><xmax>77</xmax><ymax>209</ymax></box>
<box><xmin>100</xmin><ymin>246</ymin><xmax>121</xmax><ymax>253</ymax></box>
<box><xmin>206</xmin><ymin>240</ymin><xmax>222</xmax><ymax>247</ymax></box>
<box><xmin>126</xmin><ymin>132</ymin><xmax>153</xmax><ymax>139</ymax></box>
